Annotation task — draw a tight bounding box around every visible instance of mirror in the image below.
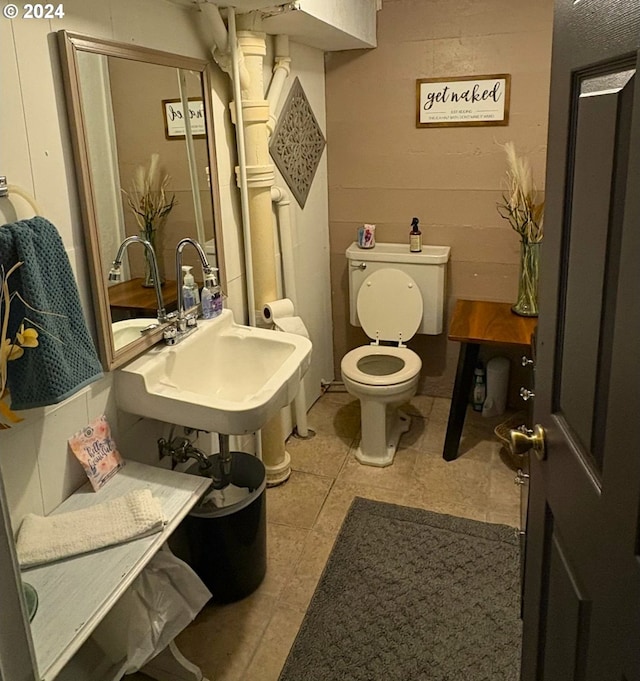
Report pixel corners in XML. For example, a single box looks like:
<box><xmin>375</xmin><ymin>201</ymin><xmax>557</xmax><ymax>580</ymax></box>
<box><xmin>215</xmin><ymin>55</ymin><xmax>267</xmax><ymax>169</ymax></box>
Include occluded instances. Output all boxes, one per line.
<box><xmin>58</xmin><ymin>31</ymin><xmax>225</xmax><ymax>369</ymax></box>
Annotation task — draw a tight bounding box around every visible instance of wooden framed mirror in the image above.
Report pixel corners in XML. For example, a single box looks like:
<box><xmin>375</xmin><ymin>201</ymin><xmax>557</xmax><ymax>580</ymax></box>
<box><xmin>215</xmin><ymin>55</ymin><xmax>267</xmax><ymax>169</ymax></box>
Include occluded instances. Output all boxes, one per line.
<box><xmin>57</xmin><ymin>30</ymin><xmax>225</xmax><ymax>370</ymax></box>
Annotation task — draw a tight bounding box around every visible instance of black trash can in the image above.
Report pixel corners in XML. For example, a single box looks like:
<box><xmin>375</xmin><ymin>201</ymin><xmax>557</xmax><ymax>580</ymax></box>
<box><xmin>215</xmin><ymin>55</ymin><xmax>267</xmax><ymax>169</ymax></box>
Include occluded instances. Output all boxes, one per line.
<box><xmin>170</xmin><ymin>451</ymin><xmax>267</xmax><ymax>604</ymax></box>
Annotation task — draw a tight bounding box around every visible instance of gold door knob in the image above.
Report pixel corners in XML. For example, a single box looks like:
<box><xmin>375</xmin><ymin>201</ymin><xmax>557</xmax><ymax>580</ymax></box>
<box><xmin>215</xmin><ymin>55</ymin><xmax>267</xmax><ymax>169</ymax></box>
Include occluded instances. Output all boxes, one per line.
<box><xmin>509</xmin><ymin>424</ymin><xmax>547</xmax><ymax>461</ymax></box>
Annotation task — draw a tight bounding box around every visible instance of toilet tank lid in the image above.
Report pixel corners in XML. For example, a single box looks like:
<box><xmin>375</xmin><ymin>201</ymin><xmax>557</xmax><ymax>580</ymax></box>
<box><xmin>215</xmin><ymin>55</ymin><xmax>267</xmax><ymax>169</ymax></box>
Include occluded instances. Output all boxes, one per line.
<box><xmin>346</xmin><ymin>242</ymin><xmax>450</xmax><ymax>265</ymax></box>
<box><xmin>357</xmin><ymin>268</ymin><xmax>422</xmax><ymax>344</ymax></box>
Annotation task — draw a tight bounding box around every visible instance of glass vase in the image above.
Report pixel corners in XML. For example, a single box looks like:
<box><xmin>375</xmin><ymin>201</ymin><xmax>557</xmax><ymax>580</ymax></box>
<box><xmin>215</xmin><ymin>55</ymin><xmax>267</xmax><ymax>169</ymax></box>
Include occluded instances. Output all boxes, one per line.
<box><xmin>512</xmin><ymin>240</ymin><xmax>540</xmax><ymax>317</ymax></box>
<box><xmin>141</xmin><ymin>228</ymin><xmax>163</xmax><ymax>288</ymax></box>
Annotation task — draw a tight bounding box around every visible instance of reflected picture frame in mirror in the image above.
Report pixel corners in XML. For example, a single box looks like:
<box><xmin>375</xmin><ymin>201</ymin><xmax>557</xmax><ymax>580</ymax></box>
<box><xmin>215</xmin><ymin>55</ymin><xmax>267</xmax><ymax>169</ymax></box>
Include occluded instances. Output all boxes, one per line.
<box><xmin>57</xmin><ymin>30</ymin><xmax>225</xmax><ymax>370</ymax></box>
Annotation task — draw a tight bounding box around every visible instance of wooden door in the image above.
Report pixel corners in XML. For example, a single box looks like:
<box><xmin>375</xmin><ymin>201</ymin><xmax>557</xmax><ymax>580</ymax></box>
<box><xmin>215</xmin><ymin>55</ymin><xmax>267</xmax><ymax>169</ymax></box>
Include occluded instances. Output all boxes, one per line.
<box><xmin>521</xmin><ymin>1</ymin><xmax>640</xmax><ymax>679</ymax></box>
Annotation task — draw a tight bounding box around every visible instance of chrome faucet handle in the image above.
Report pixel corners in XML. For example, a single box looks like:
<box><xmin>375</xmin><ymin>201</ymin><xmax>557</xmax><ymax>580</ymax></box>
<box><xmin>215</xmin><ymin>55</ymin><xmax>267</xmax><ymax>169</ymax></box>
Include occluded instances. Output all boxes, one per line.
<box><xmin>163</xmin><ymin>325</ymin><xmax>178</xmax><ymax>345</ymax></box>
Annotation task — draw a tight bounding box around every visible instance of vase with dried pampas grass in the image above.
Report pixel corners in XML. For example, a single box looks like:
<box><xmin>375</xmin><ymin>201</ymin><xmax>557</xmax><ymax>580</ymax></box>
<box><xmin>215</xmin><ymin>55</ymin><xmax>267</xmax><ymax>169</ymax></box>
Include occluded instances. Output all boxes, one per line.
<box><xmin>497</xmin><ymin>142</ymin><xmax>544</xmax><ymax>317</ymax></box>
<box><xmin>123</xmin><ymin>153</ymin><xmax>176</xmax><ymax>288</ymax></box>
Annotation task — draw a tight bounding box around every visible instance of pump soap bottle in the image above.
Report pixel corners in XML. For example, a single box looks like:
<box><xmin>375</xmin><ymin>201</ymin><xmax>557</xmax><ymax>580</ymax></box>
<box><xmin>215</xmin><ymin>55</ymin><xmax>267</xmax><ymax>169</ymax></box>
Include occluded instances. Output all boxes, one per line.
<box><xmin>181</xmin><ymin>265</ymin><xmax>199</xmax><ymax>309</ymax></box>
<box><xmin>410</xmin><ymin>217</ymin><xmax>422</xmax><ymax>252</ymax></box>
<box><xmin>201</xmin><ymin>268</ymin><xmax>223</xmax><ymax>319</ymax></box>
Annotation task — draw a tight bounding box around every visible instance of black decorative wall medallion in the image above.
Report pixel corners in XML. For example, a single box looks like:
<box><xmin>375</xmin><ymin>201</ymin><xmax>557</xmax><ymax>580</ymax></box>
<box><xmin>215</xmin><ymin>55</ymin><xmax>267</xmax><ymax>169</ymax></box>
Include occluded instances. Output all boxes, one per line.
<box><xmin>270</xmin><ymin>77</ymin><xmax>326</xmax><ymax>208</ymax></box>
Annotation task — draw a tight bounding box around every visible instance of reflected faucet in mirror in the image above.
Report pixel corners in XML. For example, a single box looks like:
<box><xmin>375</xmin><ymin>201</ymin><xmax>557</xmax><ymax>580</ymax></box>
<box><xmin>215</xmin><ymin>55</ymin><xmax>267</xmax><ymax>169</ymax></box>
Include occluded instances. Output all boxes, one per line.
<box><xmin>109</xmin><ymin>235</ymin><xmax>168</xmax><ymax>323</ymax></box>
<box><xmin>172</xmin><ymin>237</ymin><xmax>215</xmax><ymax>342</ymax></box>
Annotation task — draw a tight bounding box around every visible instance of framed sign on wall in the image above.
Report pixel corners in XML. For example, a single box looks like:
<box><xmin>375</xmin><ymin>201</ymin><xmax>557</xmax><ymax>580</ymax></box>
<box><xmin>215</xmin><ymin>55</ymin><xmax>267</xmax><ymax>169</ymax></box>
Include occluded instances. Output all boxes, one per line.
<box><xmin>416</xmin><ymin>74</ymin><xmax>511</xmax><ymax>128</ymax></box>
<box><xmin>162</xmin><ymin>98</ymin><xmax>206</xmax><ymax>139</ymax></box>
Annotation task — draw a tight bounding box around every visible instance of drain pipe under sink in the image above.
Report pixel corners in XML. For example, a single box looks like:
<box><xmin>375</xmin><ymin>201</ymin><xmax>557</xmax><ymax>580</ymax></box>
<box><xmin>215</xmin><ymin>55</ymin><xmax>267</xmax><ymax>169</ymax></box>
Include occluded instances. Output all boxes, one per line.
<box><xmin>266</xmin><ymin>38</ymin><xmax>310</xmax><ymax>439</ymax></box>
<box><xmin>271</xmin><ymin>185</ymin><xmax>311</xmax><ymax>438</ymax></box>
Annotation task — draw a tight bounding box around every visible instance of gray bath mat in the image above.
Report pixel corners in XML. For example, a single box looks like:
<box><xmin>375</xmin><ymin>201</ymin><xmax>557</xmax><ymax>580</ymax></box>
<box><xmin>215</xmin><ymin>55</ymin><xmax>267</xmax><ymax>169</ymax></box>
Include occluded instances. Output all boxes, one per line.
<box><xmin>279</xmin><ymin>498</ymin><xmax>521</xmax><ymax>681</ymax></box>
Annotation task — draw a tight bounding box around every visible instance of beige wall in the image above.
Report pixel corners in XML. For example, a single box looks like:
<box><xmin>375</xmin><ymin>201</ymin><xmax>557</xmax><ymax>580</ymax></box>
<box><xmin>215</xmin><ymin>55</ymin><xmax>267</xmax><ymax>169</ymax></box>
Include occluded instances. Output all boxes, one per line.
<box><xmin>326</xmin><ymin>0</ymin><xmax>553</xmax><ymax>398</ymax></box>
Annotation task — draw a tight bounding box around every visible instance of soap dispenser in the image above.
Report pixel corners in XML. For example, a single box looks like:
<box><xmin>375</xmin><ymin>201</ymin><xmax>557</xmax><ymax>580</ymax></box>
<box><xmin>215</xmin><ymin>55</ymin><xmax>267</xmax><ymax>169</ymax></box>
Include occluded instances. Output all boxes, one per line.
<box><xmin>181</xmin><ymin>265</ymin><xmax>199</xmax><ymax>310</ymax></box>
<box><xmin>409</xmin><ymin>217</ymin><xmax>422</xmax><ymax>253</ymax></box>
<box><xmin>201</xmin><ymin>268</ymin><xmax>223</xmax><ymax>319</ymax></box>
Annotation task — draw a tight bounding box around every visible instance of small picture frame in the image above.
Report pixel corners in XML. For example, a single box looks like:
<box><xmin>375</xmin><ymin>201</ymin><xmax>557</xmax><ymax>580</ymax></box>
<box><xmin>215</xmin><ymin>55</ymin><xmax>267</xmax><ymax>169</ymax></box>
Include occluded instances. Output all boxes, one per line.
<box><xmin>162</xmin><ymin>98</ymin><xmax>206</xmax><ymax>139</ymax></box>
<box><xmin>416</xmin><ymin>74</ymin><xmax>511</xmax><ymax>128</ymax></box>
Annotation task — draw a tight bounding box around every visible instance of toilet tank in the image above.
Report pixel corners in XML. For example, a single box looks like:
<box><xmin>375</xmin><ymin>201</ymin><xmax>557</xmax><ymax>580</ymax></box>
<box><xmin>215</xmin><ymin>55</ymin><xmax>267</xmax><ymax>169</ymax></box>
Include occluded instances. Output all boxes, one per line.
<box><xmin>346</xmin><ymin>242</ymin><xmax>450</xmax><ymax>335</ymax></box>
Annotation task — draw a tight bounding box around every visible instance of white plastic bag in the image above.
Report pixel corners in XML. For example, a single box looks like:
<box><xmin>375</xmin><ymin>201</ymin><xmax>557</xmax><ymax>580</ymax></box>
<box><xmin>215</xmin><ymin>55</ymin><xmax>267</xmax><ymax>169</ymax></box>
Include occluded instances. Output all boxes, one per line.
<box><xmin>93</xmin><ymin>544</ymin><xmax>211</xmax><ymax>673</ymax></box>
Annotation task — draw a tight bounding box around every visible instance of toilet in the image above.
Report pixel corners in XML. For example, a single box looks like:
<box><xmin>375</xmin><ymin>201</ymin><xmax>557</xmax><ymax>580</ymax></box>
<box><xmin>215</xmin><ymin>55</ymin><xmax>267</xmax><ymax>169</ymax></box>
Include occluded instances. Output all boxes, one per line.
<box><xmin>341</xmin><ymin>242</ymin><xmax>450</xmax><ymax>467</ymax></box>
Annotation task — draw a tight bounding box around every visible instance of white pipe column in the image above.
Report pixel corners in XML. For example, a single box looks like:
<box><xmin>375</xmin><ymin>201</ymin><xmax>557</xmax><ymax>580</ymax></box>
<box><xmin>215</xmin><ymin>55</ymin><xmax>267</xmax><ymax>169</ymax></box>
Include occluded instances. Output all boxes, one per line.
<box><xmin>272</xmin><ymin>186</ymin><xmax>310</xmax><ymax>438</ymax></box>
<box><xmin>199</xmin><ymin>1</ymin><xmax>250</xmax><ymax>92</ymax></box>
<box><xmin>228</xmin><ymin>9</ymin><xmax>257</xmax><ymax>327</ymax></box>
<box><xmin>266</xmin><ymin>35</ymin><xmax>291</xmax><ymax>136</ymax></box>
<box><xmin>233</xmin><ymin>20</ymin><xmax>289</xmax><ymax>485</ymax></box>
<box><xmin>271</xmin><ymin>186</ymin><xmax>298</xmax><ymax>312</ymax></box>
<box><xmin>267</xmin><ymin>37</ymin><xmax>311</xmax><ymax>439</ymax></box>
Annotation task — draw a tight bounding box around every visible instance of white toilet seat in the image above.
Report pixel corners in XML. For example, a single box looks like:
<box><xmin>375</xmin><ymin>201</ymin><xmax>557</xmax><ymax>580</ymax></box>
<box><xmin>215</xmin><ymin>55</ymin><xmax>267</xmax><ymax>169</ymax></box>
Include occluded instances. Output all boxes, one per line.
<box><xmin>341</xmin><ymin>344</ymin><xmax>421</xmax><ymax>387</ymax></box>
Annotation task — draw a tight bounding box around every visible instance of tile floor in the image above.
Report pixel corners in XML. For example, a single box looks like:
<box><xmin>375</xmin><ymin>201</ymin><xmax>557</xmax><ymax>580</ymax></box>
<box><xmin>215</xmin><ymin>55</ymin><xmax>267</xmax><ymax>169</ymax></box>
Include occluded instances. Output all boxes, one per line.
<box><xmin>131</xmin><ymin>391</ymin><xmax>522</xmax><ymax>681</ymax></box>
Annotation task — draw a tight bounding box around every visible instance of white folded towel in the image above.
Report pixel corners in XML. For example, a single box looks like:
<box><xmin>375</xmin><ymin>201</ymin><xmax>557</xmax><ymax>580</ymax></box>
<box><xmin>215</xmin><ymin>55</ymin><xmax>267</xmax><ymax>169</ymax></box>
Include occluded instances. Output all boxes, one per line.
<box><xmin>17</xmin><ymin>489</ymin><xmax>165</xmax><ymax>568</ymax></box>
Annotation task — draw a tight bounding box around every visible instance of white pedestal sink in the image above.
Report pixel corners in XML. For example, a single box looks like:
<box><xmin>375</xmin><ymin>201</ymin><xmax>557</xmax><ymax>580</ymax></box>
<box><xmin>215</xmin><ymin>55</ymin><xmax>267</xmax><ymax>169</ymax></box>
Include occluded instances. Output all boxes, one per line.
<box><xmin>115</xmin><ymin>310</ymin><xmax>312</xmax><ymax>434</ymax></box>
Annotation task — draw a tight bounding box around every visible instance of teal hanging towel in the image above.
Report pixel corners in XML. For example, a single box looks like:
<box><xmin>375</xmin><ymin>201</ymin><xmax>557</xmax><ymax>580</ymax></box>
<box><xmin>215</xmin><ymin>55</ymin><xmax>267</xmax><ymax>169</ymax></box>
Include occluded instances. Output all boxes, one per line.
<box><xmin>0</xmin><ymin>216</ymin><xmax>103</xmax><ymax>410</ymax></box>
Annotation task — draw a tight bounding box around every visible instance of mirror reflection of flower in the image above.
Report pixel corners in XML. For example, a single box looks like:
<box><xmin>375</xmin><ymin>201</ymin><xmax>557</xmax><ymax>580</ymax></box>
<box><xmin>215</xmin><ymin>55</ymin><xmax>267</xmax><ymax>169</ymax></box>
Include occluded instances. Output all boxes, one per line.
<box><xmin>1</xmin><ymin>262</ymin><xmax>40</xmax><ymax>428</ymax></box>
<box><xmin>122</xmin><ymin>153</ymin><xmax>177</xmax><ymax>287</ymax></box>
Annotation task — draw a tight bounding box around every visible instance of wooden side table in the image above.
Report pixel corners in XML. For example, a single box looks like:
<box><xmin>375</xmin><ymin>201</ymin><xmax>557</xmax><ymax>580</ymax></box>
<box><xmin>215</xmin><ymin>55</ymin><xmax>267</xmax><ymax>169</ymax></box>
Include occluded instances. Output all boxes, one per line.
<box><xmin>108</xmin><ymin>278</ymin><xmax>179</xmax><ymax>317</ymax></box>
<box><xmin>443</xmin><ymin>299</ymin><xmax>537</xmax><ymax>461</ymax></box>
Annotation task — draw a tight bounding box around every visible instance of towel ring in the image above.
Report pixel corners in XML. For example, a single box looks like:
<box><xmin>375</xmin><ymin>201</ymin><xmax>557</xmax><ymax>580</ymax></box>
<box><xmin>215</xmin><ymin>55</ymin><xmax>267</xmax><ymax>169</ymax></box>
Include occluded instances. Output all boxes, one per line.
<box><xmin>0</xmin><ymin>177</ymin><xmax>42</xmax><ymax>216</ymax></box>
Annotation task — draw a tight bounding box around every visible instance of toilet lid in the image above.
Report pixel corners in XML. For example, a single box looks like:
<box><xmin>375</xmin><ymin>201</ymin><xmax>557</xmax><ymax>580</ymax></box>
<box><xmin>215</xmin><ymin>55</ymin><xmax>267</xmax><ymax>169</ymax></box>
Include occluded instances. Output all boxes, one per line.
<box><xmin>357</xmin><ymin>268</ymin><xmax>422</xmax><ymax>343</ymax></box>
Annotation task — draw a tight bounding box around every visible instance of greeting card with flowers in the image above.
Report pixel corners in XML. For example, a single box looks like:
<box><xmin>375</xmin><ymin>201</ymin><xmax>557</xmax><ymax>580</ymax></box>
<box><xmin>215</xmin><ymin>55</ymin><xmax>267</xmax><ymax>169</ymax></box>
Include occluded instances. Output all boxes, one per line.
<box><xmin>68</xmin><ymin>415</ymin><xmax>124</xmax><ymax>491</ymax></box>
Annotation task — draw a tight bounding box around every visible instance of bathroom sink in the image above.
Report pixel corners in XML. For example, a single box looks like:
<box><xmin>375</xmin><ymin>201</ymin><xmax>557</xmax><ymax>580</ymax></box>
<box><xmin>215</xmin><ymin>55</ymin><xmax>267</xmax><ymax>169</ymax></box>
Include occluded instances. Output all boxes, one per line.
<box><xmin>115</xmin><ymin>309</ymin><xmax>312</xmax><ymax>434</ymax></box>
<box><xmin>112</xmin><ymin>318</ymin><xmax>159</xmax><ymax>351</ymax></box>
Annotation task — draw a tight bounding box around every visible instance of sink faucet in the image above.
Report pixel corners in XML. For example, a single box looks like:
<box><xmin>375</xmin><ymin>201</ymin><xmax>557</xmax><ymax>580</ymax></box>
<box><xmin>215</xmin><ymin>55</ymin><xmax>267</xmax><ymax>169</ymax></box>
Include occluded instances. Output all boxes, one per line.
<box><xmin>175</xmin><ymin>237</ymin><xmax>214</xmax><ymax>326</ymax></box>
<box><xmin>109</xmin><ymin>235</ymin><xmax>168</xmax><ymax>322</ymax></box>
<box><xmin>158</xmin><ymin>432</ymin><xmax>213</xmax><ymax>475</ymax></box>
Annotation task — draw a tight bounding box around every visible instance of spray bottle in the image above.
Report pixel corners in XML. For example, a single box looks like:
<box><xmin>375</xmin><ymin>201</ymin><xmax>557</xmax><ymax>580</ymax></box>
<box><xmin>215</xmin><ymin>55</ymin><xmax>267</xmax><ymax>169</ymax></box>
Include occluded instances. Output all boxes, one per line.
<box><xmin>409</xmin><ymin>217</ymin><xmax>422</xmax><ymax>252</ymax></box>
